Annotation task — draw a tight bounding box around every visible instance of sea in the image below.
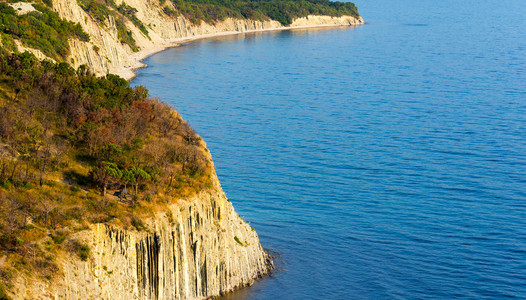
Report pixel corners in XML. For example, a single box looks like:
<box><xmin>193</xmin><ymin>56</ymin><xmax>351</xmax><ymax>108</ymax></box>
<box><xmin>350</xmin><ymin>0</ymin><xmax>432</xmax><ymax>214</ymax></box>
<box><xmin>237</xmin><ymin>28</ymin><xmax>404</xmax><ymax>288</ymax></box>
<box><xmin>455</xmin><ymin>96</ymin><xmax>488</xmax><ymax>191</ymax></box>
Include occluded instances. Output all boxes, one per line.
<box><xmin>131</xmin><ymin>0</ymin><xmax>526</xmax><ymax>298</ymax></box>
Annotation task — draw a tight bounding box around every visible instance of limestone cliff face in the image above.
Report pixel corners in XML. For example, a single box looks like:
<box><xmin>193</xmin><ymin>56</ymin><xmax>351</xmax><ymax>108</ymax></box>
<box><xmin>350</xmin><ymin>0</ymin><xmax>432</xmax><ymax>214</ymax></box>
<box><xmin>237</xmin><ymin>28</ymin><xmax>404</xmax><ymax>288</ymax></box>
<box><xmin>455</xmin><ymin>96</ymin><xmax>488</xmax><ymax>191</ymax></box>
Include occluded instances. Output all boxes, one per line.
<box><xmin>47</xmin><ymin>0</ymin><xmax>363</xmax><ymax>79</ymax></box>
<box><xmin>3</xmin><ymin>2</ymin><xmax>362</xmax><ymax>298</ymax></box>
<box><xmin>11</xmin><ymin>185</ymin><xmax>271</xmax><ymax>299</ymax></box>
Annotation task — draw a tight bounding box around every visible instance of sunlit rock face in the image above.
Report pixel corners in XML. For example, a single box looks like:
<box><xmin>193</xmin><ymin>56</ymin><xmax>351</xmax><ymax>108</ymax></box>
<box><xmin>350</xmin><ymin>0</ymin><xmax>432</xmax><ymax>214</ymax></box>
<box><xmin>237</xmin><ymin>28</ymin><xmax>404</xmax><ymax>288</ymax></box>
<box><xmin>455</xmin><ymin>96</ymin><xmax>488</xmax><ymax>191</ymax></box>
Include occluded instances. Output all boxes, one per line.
<box><xmin>48</xmin><ymin>0</ymin><xmax>363</xmax><ymax>79</ymax></box>
<box><xmin>13</xmin><ymin>186</ymin><xmax>271</xmax><ymax>299</ymax></box>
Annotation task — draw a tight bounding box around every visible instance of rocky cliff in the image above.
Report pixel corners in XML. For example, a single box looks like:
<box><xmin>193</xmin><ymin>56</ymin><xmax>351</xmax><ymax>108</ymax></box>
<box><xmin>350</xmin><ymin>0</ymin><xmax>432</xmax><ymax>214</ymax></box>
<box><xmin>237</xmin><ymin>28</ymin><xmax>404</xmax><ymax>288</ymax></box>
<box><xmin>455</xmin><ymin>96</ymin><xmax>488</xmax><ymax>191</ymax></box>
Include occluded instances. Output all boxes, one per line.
<box><xmin>49</xmin><ymin>0</ymin><xmax>363</xmax><ymax>79</ymax></box>
<box><xmin>0</xmin><ymin>45</ymin><xmax>273</xmax><ymax>298</ymax></box>
<box><xmin>1</xmin><ymin>1</ymin><xmax>362</xmax><ymax>298</ymax></box>
<box><xmin>10</xmin><ymin>176</ymin><xmax>271</xmax><ymax>299</ymax></box>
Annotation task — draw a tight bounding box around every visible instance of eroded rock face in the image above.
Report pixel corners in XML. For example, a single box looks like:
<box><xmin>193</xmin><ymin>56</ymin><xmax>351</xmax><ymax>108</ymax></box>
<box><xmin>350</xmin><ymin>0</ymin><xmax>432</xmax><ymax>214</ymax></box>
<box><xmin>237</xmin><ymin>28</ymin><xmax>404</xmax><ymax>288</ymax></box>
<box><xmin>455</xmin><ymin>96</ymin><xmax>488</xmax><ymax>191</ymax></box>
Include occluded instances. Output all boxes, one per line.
<box><xmin>12</xmin><ymin>188</ymin><xmax>270</xmax><ymax>299</ymax></box>
<box><xmin>3</xmin><ymin>2</ymin><xmax>363</xmax><ymax>298</ymax></box>
<box><xmin>290</xmin><ymin>15</ymin><xmax>364</xmax><ymax>27</ymax></box>
<box><xmin>46</xmin><ymin>0</ymin><xmax>363</xmax><ymax>79</ymax></box>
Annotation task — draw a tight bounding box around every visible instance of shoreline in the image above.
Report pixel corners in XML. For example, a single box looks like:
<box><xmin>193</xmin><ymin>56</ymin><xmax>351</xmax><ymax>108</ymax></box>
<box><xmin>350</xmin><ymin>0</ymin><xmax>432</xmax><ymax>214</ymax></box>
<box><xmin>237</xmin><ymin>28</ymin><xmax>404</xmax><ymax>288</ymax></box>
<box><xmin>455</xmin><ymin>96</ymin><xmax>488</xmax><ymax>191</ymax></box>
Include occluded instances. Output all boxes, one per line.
<box><xmin>118</xmin><ymin>22</ymin><xmax>364</xmax><ymax>81</ymax></box>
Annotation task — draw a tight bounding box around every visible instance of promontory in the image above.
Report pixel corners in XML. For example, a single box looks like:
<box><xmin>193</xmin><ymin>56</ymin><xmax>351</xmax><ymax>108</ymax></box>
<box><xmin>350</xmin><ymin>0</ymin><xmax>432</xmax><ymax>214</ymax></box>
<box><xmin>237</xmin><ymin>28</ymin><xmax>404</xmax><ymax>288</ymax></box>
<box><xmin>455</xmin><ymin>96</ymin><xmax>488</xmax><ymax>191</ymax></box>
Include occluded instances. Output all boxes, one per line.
<box><xmin>0</xmin><ymin>0</ymin><xmax>361</xmax><ymax>298</ymax></box>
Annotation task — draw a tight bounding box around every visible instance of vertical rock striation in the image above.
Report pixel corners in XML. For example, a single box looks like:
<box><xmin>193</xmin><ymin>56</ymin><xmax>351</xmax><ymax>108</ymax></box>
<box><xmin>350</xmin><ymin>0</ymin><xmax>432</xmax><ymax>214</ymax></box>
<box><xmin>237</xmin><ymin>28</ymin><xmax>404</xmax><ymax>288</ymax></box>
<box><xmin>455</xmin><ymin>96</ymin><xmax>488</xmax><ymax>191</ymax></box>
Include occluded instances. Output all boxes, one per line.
<box><xmin>51</xmin><ymin>188</ymin><xmax>271</xmax><ymax>299</ymax></box>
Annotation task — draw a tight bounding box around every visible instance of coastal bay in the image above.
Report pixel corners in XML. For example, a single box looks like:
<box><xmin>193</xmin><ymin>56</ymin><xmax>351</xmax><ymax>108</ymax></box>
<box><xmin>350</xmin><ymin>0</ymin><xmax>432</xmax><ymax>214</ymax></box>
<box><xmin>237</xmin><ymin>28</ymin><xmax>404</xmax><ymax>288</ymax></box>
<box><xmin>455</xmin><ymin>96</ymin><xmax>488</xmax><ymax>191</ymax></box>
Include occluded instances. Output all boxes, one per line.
<box><xmin>116</xmin><ymin>15</ymin><xmax>364</xmax><ymax>80</ymax></box>
<box><xmin>132</xmin><ymin>0</ymin><xmax>526</xmax><ymax>298</ymax></box>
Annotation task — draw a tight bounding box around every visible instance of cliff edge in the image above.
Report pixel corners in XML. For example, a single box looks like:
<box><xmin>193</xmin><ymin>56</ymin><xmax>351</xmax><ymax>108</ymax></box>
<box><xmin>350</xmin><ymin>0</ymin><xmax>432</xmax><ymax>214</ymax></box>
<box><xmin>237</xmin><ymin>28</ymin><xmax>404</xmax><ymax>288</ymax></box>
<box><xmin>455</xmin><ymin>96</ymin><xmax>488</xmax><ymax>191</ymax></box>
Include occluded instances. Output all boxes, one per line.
<box><xmin>0</xmin><ymin>0</ymin><xmax>362</xmax><ymax>298</ymax></box>
<box><xmin>10</xmin><ymin>175</ymin><xmax>271</xmax><ymax>299</ymax></box>
<box><xmin>0</xmin><ymin>51</ymin><xmax>273</xmax><ymax>299</ymax></box>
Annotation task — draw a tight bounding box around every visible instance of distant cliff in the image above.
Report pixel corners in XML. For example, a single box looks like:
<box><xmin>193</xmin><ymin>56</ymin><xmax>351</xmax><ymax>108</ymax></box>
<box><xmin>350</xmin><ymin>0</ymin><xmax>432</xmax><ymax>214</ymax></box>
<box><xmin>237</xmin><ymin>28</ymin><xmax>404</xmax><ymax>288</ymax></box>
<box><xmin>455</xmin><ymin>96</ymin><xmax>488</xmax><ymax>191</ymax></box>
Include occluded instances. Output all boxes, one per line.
<box><xmin>38</xmin><ymin>0</ymin><xmax>363</xmax><ymax>79</ymax></box>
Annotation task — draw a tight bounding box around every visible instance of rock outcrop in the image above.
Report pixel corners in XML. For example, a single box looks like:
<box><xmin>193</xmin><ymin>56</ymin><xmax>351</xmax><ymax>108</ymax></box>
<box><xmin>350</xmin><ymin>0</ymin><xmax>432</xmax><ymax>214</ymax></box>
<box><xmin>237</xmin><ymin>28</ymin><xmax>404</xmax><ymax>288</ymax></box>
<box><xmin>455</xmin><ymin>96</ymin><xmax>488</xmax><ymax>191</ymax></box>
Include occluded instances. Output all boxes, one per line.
<box><xmin>11</xmin><ymin>180</ymin><xmax>271</xmax><ymax>299</ymax></box>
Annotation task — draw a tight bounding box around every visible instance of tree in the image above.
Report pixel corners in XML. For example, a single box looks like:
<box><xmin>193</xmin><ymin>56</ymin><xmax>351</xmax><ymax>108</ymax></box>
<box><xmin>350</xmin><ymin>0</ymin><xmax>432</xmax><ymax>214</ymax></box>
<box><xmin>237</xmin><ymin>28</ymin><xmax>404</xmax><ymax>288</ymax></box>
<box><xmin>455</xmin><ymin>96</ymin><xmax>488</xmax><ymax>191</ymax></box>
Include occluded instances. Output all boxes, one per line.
<box><xmin>91</xmin><ymin>162</ymin><xmax>122</xmax><ymax>196</ymax></box>
<box><xmin>130</xmin><ymin>166</ymin><xmax>150</xmax><ymax>195</ymax></box>
<box><xmin>121</xmin><ymin>168</ymin><xmax>135</xmax><ymax>192</ymax></box>
<box><xmin>100</xmin><ymin>143</ymin><xmax>122</xmax><ymax>163</ymax></box>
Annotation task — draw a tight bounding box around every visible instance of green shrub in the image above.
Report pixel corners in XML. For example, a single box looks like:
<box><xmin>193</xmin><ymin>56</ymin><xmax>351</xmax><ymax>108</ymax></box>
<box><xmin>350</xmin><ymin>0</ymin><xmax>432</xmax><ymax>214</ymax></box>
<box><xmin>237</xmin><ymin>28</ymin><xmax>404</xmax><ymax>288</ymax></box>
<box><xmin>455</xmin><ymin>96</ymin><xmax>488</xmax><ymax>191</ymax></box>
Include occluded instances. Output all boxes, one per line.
<box><xmin>115</xmin><ymin>18</ymin><xmax>139</xmax><ymax>52</ymax></box>
<box><xmin>163</xmin><ymin>6</ymin><xmax>178</xmax><ymax>17</ymax></box>
<box><xmin>131</xmin><ymin>216</ymin><xmax>146</xmax><ymax>231</ymax></box>
<box><xmin>0</xmin><ymin>34</ymin><xmax>17</xmax><ymax>52</ymax></box>
<box><xmin>42</xmin><ymin>0</ymin><xmax>53</xmax><ymax>8</ymax></box>
<box><xmin>68</xmin><ymin>240</ymin><xmax>90</xmax><ymax>261</ymax></box>
<box><xmin>117</xmin><ymin>3</ymin><xmax>150</xmax><ymax>38</ymax></box>
<box><xmin>51</xmin><ymin>230</ymin><xmax>68</xmax><ymax>244</ymax></box>
<box><xmin>77</xmin><ymin>0</ymin><xmax>112</xmax><ymax>24</ymax></box>
<box><xmin>78</xmin><ymin>0</ymin><xmax>146</xmax><ymax>50</ymax></box>
<box><xmin>0</xmin><ymin>282</ymin><xmax>11</xmax><ymax>300</ymax></box>
<box><xmin>0</xmin><ymin>181</ymin><xmax>10</xmax><ymax>190</ymax></box>
<box><xmin>78</xmin><ymin>244</ymin><xmax>90</xmax><ymax>261</ymax></box>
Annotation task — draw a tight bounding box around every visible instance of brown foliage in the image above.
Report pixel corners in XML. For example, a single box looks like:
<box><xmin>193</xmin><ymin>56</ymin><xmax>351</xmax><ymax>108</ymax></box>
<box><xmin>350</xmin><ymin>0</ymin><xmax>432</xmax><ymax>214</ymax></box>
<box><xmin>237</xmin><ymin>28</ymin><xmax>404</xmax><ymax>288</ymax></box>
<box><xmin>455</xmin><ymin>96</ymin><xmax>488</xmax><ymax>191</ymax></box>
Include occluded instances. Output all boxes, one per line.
<box><xmin>0</xmin><ymin>51</ymin><xmax>216</xmax><ymax>280</ymax></box>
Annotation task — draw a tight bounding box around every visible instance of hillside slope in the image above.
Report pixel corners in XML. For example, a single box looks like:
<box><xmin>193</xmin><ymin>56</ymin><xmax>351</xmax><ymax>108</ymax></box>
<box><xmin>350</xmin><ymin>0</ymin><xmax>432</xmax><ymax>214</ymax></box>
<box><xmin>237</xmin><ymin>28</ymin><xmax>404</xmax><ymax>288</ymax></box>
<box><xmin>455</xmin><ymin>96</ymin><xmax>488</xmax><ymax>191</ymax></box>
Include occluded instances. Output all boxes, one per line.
<box><xmin>0</xmin><ymin>50</ymin><xmax>271</xmax><ymax>299</ymax></box>
<box><xmin>0</xmin><ymin>0</ymin><xmax>362</xmax><ymax>298</ymax></box>
<box><xmin>1</xmin><ymin>0</ymin><xmax>363</xmax><ymax>79</ymax></box>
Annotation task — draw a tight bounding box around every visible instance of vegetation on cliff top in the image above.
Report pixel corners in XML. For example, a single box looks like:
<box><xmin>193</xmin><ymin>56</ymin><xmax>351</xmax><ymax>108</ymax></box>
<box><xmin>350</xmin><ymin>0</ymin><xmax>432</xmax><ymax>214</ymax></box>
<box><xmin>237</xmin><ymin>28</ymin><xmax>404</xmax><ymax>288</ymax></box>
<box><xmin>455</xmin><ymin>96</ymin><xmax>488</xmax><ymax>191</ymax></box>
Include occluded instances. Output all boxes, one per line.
<box><xmin>0</xmin><ymin>0</ymin><xmax>358</xmax><ymax>64</ymax></box>
<box><xmin>76</xmin><ymin>0</ymin><xmax>359</xmax><ymax>51</ymax></box>
<box><xmin>164</xmin><ymin>0</ymin><xmax>359</xmax><ymax>26</ymax></box>
<box><xmin>0</xmin><ymin>2</ymin><xmax>89</xmax><ymax>60</ymax></box>
<box><xmin>0</xmin><ymin>49</ymin><xmax>213</xmax><ymax>287</ymax></box>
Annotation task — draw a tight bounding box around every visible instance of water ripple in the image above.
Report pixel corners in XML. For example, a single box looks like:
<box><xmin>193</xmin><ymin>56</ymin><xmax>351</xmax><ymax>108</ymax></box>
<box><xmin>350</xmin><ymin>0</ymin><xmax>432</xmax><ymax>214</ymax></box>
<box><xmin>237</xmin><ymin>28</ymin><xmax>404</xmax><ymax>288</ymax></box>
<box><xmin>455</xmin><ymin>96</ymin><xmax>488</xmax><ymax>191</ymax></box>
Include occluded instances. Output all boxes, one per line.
<box><xmin>132</xmin><ymin>0</ymin><xmax>526</xmax><ymax>298</ymax></box>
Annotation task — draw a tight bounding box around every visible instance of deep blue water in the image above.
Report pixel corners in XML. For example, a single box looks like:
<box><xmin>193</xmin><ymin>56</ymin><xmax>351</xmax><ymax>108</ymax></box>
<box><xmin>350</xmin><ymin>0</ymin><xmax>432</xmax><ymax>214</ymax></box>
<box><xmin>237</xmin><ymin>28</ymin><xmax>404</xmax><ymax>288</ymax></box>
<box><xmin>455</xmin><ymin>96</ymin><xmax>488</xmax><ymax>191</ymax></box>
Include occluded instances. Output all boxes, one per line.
<box><xmin>131</xmin><ymin>0</ymin><xmax>526</xmax><ymax>298</ymax></box>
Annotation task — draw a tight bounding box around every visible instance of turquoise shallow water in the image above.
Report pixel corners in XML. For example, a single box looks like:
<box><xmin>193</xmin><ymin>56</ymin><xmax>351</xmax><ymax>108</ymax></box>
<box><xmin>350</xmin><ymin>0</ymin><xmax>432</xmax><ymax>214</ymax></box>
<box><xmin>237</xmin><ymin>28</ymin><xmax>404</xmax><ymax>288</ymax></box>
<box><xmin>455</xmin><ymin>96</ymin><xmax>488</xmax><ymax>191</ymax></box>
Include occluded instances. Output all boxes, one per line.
<box><xmin>132</xmin><ymin>0</ymin><xmax>526</xmax><ymax>298</ymax></box>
